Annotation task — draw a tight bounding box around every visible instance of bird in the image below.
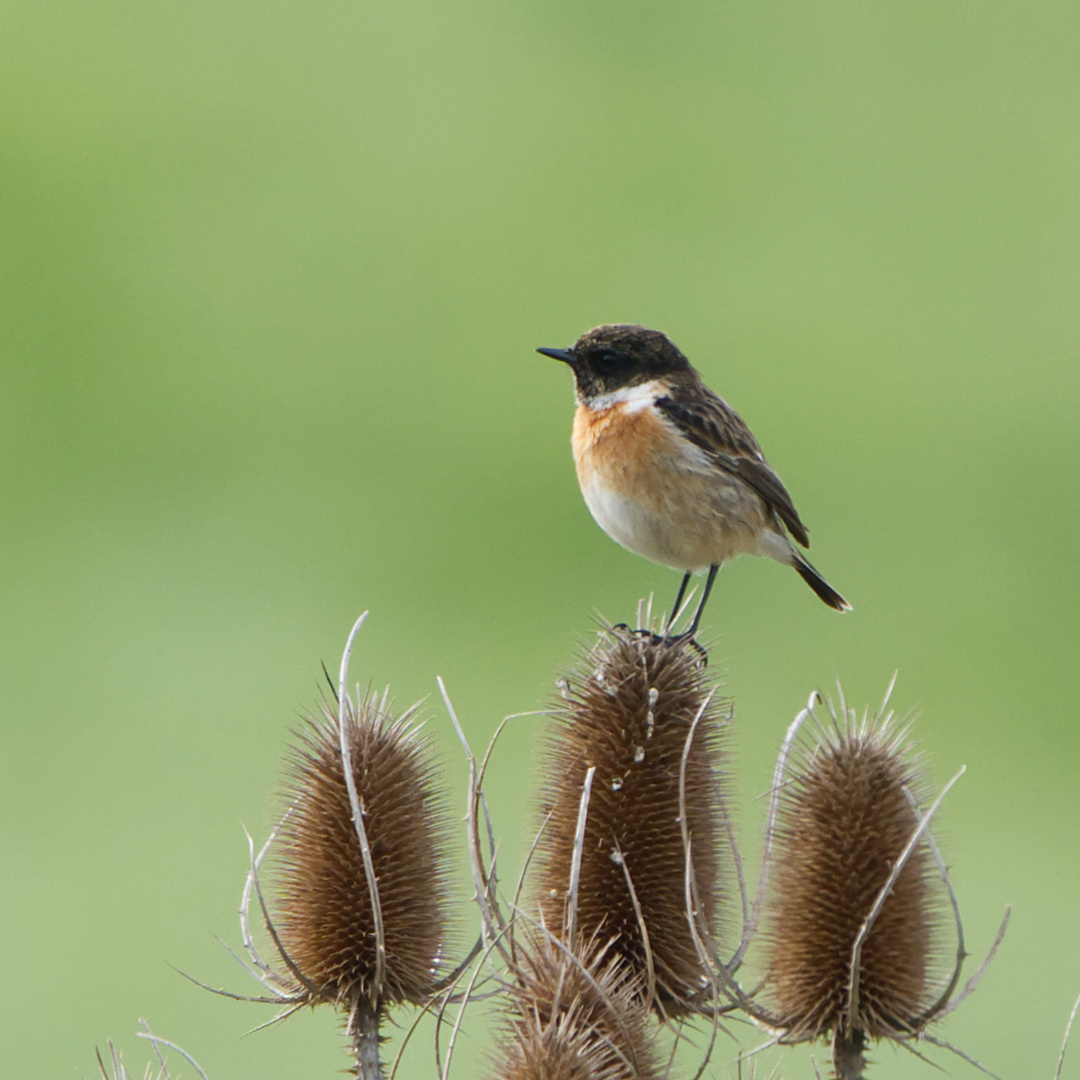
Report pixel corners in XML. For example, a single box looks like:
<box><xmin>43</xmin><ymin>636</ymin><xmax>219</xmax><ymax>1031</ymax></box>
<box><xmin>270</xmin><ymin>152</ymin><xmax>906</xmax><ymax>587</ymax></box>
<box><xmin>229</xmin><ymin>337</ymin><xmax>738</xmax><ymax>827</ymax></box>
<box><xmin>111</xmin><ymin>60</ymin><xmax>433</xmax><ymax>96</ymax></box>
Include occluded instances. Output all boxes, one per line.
<box><xmin>538</xmin><ymin>324</ymin><xmax>850</xmax><ymax>641</ymax></box>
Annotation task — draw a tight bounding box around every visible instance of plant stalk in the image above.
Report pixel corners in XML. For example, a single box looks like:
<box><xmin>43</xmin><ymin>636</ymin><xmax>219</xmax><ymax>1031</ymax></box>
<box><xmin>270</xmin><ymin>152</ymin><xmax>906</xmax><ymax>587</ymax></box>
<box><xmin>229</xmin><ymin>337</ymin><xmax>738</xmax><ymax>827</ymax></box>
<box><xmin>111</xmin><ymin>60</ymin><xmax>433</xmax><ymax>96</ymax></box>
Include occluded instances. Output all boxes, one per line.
<box><xmin>833</xmin><ymin>1026</ymin><xmax>866</xmax><ymax>1080</ymax></box>
<box><xmin>352</xmin><ymin>997</ymin><xmax>383</xmax><ymax>1080</ymax></box>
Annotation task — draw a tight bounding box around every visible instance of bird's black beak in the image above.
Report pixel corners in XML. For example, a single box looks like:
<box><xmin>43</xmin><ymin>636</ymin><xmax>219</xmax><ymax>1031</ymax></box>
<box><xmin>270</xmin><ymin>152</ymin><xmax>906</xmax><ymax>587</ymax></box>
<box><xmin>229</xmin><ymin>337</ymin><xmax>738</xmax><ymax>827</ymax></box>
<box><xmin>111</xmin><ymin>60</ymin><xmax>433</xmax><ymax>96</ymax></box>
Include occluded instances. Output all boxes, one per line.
<box><xmin>537</xmin><ymin>346</ymin><xmax>575</xmax><ymax>364</ymax></box>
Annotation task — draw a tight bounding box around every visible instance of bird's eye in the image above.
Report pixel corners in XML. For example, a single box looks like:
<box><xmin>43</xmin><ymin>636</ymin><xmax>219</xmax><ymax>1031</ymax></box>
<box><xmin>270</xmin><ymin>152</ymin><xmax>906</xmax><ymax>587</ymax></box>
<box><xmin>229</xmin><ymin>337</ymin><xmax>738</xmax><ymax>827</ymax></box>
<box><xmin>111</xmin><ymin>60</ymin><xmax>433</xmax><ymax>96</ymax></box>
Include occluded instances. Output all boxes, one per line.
<box><xmin>595</xmin><ymin>350</ymin><xmax>623</xmax><ymax>373</ymax></box>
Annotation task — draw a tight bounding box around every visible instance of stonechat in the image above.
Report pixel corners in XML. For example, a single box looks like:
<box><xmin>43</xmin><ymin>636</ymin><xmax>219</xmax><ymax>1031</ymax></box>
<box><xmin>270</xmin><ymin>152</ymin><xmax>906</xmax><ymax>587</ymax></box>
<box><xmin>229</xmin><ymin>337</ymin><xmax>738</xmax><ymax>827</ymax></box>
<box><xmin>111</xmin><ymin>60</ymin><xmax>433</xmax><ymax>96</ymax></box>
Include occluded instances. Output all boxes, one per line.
<box><xmin>538</xmin><ymin>324</ymin><xmax>850</xmax><ymax>637</ymax></box>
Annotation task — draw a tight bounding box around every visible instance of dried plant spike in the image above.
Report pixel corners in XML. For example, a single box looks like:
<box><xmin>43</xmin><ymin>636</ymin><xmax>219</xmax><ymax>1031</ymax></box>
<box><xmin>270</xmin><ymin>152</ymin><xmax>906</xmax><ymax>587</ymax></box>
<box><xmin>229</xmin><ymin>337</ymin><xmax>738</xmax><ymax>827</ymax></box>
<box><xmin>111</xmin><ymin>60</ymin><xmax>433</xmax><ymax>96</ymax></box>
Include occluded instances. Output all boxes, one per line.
<box><xmin>488</xmin><ymin>929</ymin><xmax>662</xmax><ymax>1080</ymax></box>
<box><xmin>235</xmin><ymin>619</ymin><xmax>458</xmax><ymax>1080</ymax></box>
<box><xmin>273</xmin><ymin>692</ymin><xmax>452</xmax><ymax>1010</ymax></box>
<box><xmin>764</xmin><ymin>686</ymin><xmax>947</xmax><ymax>1069</ymax></box>
<box><xmin>534</xmin><ymin>624</ymin><xmax>732</xmax><ymax>1013</ymax></box>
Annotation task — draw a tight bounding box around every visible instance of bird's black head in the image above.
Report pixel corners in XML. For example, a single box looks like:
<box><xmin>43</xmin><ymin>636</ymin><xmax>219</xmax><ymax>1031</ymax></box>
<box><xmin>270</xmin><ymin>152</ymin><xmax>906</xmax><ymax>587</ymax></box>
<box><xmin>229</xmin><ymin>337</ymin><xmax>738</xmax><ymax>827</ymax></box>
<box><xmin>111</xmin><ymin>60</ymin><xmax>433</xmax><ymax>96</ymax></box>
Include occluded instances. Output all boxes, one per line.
<box><xmin>537</xmin><ymin>324</ymin><xmax>692</xmax><ymax>402</ymax></box>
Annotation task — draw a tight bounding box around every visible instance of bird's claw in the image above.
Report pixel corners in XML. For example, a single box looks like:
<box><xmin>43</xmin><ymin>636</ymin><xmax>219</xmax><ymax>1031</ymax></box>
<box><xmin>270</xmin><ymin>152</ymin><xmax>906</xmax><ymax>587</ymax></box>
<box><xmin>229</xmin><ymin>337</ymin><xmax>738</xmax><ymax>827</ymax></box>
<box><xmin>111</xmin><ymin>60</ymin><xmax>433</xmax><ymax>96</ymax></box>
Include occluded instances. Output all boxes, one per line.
<box><xmin>611</xmin><ymin>623</ymin><xmax>708</xmax><ymax>665</ymax></box>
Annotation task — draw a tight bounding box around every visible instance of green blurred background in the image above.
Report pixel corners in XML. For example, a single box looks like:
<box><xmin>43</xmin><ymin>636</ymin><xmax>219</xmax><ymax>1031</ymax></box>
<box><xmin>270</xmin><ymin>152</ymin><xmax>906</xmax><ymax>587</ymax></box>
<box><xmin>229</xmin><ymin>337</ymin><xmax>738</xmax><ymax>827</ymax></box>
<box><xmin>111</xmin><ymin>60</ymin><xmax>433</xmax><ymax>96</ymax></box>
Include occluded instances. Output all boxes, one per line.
<box><xmin>3</xmin><ymin>1</ymin><xmax>1078</xmax><ymax>1077</ymax></box>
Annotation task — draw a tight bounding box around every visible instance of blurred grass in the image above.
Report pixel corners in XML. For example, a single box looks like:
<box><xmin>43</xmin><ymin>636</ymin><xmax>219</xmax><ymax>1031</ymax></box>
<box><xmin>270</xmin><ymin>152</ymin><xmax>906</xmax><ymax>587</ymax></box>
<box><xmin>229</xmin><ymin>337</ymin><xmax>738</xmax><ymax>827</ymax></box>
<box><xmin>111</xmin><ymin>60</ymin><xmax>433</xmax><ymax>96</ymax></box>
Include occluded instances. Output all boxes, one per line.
<box><xmin>2</xmin><ymin>1</ymin><xmax>1079</xmax><ymax>1077</ymax></box>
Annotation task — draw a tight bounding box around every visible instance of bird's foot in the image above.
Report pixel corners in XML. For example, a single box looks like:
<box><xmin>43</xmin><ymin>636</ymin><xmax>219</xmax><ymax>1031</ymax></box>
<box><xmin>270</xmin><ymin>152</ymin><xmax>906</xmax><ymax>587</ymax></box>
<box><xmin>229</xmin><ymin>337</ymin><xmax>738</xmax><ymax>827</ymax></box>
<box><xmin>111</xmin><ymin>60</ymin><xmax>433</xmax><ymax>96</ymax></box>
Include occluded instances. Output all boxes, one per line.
<box><xmin>663</xmin><ymin>629</ymin><xmax>709</xmax><ymax>665</ymax></box>
<box><xmin>611</xmin><ymin>623</ymin><xmax>708</xmax><ymax>665</ymax></box>
<box><xmin>612</xmin><ymin>623</ymin><xmax>665</xmax><ymax>647</ymax></box>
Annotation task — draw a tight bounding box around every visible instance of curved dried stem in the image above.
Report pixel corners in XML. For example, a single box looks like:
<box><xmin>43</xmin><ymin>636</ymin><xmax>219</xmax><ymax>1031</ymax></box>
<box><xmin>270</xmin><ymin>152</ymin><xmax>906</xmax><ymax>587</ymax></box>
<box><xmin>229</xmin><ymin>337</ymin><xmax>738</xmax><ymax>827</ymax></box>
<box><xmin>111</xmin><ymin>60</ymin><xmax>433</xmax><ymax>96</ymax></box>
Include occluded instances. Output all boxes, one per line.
<box><xmin>431</xmin><ymin>923</ymin><xmax>510</xmax><ymax>1080</ymax></box>
<box><xmin>677</xmin><ymin>691</ymin><xmax>721</xmax><ymax>981</ymax></box>
<box><xmin>335</xmin><ymin>612</ymin><xmax>387</xmax><ymax>1001</ymax></box>
<box><xmin>249</xmin><ymin>839</ymin><xmax>319</xmax><ymax>997</ymax></box>
<box><xmin>475</xmin><ymin>713</ymin><xmax>512</xmax><ymax>883</ymax></box>
<box><xmin>239</xmin><ymin>819</ymin><xmax>295</xmax><ymax>992</ymax></box>
<box><xmin>662</xmin><ymin>1020</ymin><xmax>684</xmax><ymax>1079</ymax></box>
<box><xmin>244</xmin><ymin>997</ymin><xmax>308</xmax><ymax>1032</ymax></box>
<box><xmin>430</xmin><ymin>937</ymin><xmax>482</xmax><ymax>995</ymax></box>
<box><xmin>337</xmin><ymin>612</ymin><xmax>369</xmax><ymax>712</ymax></box>
<box><xmin>680</xmin><ymin>937</ymin><xmax>724</xmax><ymax>1080</ymax></box>
<box><xmin>387</xmin><ymin>999</ymin><xmax>436</xmax><ymax>1080</ymax></box>
<box><xmin>386</xmin><ymin>940</ymin><xmax>488</xmax><ymax>1079</ymax></box>
<box><xmin>510</xmin><ymin>809</ymin><xmax>554</xmax><ymax>965</ymax></box>
<box><xmin>240</xmin><ymin>1001</ymin><xmax>306</xmax><ymax>1035</ymax></box>
<box><xmin>912</xmin><ymin>1031</ymin><xmax>1004</xmax><ymax>1080</ymax></box>
<box><xmin>673</xmin><ymin>691</ymin><xmax>760</xmax><ymax>1036</ymax></box>
<box><xmin>140</xmin><ymin>1019</ymin><xmax>170</xmax><ymax>1075</ymax></box>
<box><xmin>438</xmin><ymin>676</ymin><xmax>510</xmax><ymax>951</ymax></box>
<box><xmin>474</xmin><ymin>714</ymin><xmax>514</xmax><ymax>938</ymax></box>
<box><xmin>738</xmin><ymin>1033</ymin><xmax>784</xmax><ymax>1064</ymax></box>
<box><xmin>903</xmin><ymin>786</ymin><xmax>967</xmax><ymax>1023</ymax></box>
<box><xmin>935</xmin><ymin>906</ymin><xmax>1011</xmax><ymax>1020</ymax></box>
<box><xmin>733</xmin><ymin>692</ymin><xmax>819</xmax><ymax>971</ymax></box>
<box><xmin>170</xmin><ymin>963</ymin><xmax>304</xmax><ymax>1005</ymax></box>
<box><xmin>894</xmin><ymin>1030</ymin><xmax>956</xmax><ymax>1070</ymax></box>
<box><xmin>135</xmin><ymin>1022</ymin><xmax>210</xmax><ymax>1080</ymax></box>
<box><xmin>1055</xmin><ymin>991</ymin><xmax>1080</xmax><ymax>1080</ymax></box>
<box><xmin>566</xmin><ymin>765</ymin><xmax>597</xmax><ymax>943</ymax></box>
<box><xmin>676</xmin><ymin>693</ymin><xmax>765</xmax><ymax>1033</ymax></box>
<box><xmin>846</xmin><ymin>764</ymin><xmax>965</xmax><ymax>1029</ymax></box>
<box><xmin>612</xmin><ymin>841</ymin><xmax>657</xmax><ymax>1009</ymax></box>
<box><xmin>724</xmin><ymin>812</ymin><xmax>750</xmax><ymax>975</ymax></box>
<box><xmin>209</xmin><ymin>932</ymin><xmax>280</xmax><ymax>992</ymax></box>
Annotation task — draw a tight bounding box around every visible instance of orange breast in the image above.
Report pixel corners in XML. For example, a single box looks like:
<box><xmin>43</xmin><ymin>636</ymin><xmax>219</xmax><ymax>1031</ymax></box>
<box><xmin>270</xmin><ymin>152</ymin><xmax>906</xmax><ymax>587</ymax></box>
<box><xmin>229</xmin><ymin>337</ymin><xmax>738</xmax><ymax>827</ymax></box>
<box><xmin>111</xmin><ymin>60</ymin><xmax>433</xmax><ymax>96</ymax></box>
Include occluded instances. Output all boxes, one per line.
<box><xmin>570</xmin><ymin>400</ymin><xmax>772</xmax><ymax>569</ymax></box>
<box><xmin>571</xmin><ymin>402</ymin><xmax>679</xmax><ymax>498</ymax></box>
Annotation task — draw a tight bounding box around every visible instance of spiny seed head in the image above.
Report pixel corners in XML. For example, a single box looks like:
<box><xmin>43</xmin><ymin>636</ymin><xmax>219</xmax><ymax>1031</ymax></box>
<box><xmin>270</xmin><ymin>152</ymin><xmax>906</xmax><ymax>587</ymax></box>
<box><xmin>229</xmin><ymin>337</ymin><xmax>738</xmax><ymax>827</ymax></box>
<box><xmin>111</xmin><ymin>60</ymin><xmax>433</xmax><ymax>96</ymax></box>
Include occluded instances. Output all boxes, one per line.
<box><xmin>489</xmin><ymin>932</ymin><xmax>661</xmax><ymax>1080</ymax></box>
<box><xmin>533</xmin><ymin>627</ymin><xmax>731</xmax><ymax>1012</ymax></box>
<box><xmin>272</xmin><ymin>694</ymin><xmax>452</xmax><ymax>1009</ymax></box>
<box><xmin>765</xmin><ymin>693</ymin><xmax>946</xmax><ymax>1042</ymax></box>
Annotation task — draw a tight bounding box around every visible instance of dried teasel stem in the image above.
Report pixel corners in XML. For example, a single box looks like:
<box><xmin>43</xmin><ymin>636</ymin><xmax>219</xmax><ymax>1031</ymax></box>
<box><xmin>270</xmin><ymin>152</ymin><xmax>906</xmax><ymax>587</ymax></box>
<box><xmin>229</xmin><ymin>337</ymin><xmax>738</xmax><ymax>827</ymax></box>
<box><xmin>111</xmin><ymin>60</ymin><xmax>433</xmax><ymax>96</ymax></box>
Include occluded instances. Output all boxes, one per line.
<box><xmin>532</xmin><ymin>623</ymin><xmax>732</xmax><ymax>1014</ymax></box>
<box><xmin>844</xmin><ymin>764</ymin><xmax>965</xmax><ymax>1033</ymax></box>
<box><xmin>337</xmin><ymin>614</ymin><xmax>387</xmax><ymax>1001</ymax></box>
<box><xmin>832</xmin><ymin>1026</ymin><xmax>867</xmax><ymax>1080</ymax></box>
<box><xmin>676</xmin><ymin>691</ymin><xmax>738</xmax><ymax>1078</ymax></box>
<box><xmin>335</xmin><ymin>615</ymin><xmax>387</xmax><ymax>1077</ymax></box>
<box><xmin>451</xmin><ymin>621</ymin><xmax>674</xmax><ymax>1078</ymax></box>
<box><xmin>566</xmin><ymin>765</ymin><xmax>597</xmax><ymax>944</ymax></box>
<box><xmin>733</xmin><ymin>690</ymin><xmax>821</xmax><ymax>974</ymax></box>
<box><xmin>351</xmin><ymin>997</ymin><xmax>382</xmax><ymax>1080</ymax></box>
<box><xmin>438</xmin><ymin>675</ymin><xmax>509</xmax><ymax>950</ymax></box>
<box><xmin>245</xmin><ymin>615</ymin><xmax>455</xmax><ymax>1080</ymax></box>
<box><xmin>757</xmin><ymin>682</ymin><xmax>1002</xmax><ymax>1079</ymax></box>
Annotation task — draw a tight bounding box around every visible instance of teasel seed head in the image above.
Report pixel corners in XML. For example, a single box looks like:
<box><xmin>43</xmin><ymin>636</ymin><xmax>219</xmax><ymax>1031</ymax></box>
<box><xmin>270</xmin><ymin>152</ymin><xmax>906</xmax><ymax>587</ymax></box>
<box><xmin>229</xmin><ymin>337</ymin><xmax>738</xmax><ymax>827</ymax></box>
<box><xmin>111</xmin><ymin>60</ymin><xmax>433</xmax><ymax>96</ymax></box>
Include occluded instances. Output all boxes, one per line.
<box><xmin>533</xmin><ymin>625</ymin><xmax>731</xmax><ymax>1013</ymax></box>
<box><xmin>272</xmin><ymin>691</ymin><xmax>453</xmax><ymax>1011</ymax></box>
<box><xmin>764</xmin><ymin>687</ymin><xmax>946</xmax><ymax>1058</ymax></box>
<box><xmin>488</xmin><ymin>930</ymin><xmax>661</xmax><ymax>1080</ymax></box>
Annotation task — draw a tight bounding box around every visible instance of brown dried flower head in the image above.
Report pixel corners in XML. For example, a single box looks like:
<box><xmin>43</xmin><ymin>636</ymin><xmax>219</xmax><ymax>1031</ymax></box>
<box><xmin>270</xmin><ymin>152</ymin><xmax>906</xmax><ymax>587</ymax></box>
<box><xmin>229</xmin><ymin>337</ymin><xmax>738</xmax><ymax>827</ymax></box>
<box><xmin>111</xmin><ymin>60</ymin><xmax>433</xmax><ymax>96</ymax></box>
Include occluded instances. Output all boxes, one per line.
<box><xmin>489</xmin><ymin>930</ymin><xmax>661</xmax><ymax>1080</ymax></box>
<box><xmin>533</xmin><ymin>625</ymin><xmax>731</xmax><ymax>1012</ymax></box>
<box><xmin>272</xmin><ymin>693</ymin><xmax>452</xmax><ymax>1009</ymax></box>
<box><xmin>765</xmin><ymin>690</ymin><xmax>945</xmax><ymax>1048</ymax></box>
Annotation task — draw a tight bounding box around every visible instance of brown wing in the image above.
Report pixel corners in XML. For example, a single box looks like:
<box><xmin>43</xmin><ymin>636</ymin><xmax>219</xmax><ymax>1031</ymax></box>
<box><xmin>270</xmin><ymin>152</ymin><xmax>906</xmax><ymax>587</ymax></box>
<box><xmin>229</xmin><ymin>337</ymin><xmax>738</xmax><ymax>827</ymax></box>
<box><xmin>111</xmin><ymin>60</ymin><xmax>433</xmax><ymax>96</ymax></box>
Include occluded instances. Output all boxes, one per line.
<box><xmin>655</xmin><ymin>384</ymin><xmax>811</xmax><ymax>548</ymax></box>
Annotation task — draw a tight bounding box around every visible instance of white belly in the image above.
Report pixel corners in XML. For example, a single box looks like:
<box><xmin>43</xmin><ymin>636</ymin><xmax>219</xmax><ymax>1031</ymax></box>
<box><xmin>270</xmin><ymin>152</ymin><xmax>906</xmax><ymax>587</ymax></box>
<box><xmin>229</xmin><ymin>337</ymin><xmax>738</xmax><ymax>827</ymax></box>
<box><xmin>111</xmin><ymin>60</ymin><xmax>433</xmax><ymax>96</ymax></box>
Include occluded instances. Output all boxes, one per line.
<box><xmin>580</xmin><ymin>472</ymin><xmax>774</xmax><ymax>573</ymax></box>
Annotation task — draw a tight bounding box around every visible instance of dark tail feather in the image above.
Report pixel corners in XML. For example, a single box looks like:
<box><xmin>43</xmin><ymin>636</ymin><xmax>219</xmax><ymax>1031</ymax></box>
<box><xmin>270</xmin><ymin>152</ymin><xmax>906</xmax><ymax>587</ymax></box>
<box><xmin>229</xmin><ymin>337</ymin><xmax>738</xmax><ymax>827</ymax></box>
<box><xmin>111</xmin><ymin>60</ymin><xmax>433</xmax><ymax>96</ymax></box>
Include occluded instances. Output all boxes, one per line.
<box><xmin>794</xmin><ymin>555</ymin><xmax>852</xmax><ymax>612</ymax></box>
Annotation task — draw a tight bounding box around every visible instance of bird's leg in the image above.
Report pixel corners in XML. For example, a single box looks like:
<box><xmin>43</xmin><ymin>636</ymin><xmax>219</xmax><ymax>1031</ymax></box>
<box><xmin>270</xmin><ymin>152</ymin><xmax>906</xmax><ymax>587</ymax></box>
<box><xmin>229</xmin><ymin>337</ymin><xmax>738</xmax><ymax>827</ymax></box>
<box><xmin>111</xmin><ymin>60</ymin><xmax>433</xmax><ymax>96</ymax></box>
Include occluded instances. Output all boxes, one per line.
<box><xmin>662</xmin><ymin>564</ymin><xmax>718</xmax><ymax>662</ymax></box>
<box><xmin>684</xmin><ymin>563</ymin><xmax>719</xmax><ymax>639</ymax></box>
<box><xmin>666</xmin><ymin>571</ymin><xmax>693</xmax><ymax>633</ymax></box>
